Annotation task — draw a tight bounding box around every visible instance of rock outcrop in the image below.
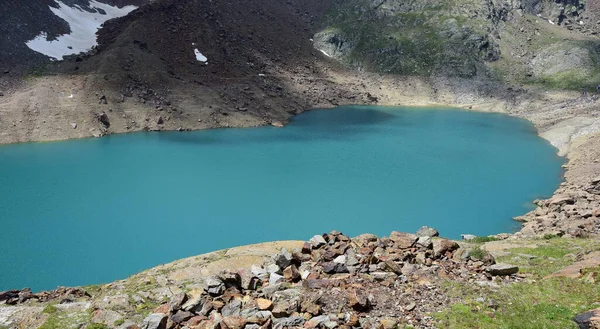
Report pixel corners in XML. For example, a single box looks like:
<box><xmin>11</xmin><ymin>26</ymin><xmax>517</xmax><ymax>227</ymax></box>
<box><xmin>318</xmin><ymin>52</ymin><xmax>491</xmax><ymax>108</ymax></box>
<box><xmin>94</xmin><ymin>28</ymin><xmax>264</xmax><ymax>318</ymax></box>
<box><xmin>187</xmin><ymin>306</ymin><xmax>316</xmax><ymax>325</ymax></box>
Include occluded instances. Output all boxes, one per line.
<box><xmin>514</xmin><ymin>179</ymin><xmax>600</xmax><ymax>237</ymax></box>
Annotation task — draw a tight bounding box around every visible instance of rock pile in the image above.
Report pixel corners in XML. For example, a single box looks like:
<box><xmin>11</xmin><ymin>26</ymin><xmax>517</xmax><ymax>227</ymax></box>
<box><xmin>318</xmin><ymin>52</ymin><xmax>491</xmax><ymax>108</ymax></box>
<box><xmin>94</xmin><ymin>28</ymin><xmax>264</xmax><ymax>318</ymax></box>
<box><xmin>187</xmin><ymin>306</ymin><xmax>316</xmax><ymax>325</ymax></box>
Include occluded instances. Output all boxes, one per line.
<box><xmin>137</xmin><ymin>228</ymin><xmax>520</xmax><ymax>329</ymax></box>
<box><xmin>515</xmin><ymin>179</ymin><xmax>600</xmax><ymax>237</ymax></box>
<box><xmin>0</xmin><ymin>286</ymin><xmax>90</xmax><ymax>305</ymax></box>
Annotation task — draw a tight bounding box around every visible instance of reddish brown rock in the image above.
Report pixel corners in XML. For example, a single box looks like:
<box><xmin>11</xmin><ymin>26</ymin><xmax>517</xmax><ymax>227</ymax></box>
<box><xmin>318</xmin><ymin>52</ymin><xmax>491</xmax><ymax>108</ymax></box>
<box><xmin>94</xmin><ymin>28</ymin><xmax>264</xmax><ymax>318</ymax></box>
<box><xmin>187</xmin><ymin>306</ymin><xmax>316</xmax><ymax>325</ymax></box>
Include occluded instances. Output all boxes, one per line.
<box><xmin>256</xmin><ymin>298</ymin><xmax>273</xmax><ymax>311</ymax></box>
<box><xmin>389</xmin><ymin>232</ymin><xmax>417</xmax><ymax>249</ymax></box>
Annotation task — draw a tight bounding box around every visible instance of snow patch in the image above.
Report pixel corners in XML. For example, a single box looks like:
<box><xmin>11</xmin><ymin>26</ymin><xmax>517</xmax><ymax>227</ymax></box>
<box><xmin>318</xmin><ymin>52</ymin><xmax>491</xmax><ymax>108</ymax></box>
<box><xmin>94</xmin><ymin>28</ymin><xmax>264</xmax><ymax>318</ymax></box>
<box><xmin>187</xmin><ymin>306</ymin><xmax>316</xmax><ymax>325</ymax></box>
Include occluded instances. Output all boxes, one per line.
<box><xmin>26</xmin><ymin>0</ymin><xmax>137</xmax><ymax>60</ymax></box>
<box><xmin>319</xmin><ymin>49</ymin><xmax>332</xmax><ymax>57</ymax></box>
<box><xmin>194</xmin><ymin>48</ymin><xmax>208</xmax><ymax>63</ymax></box>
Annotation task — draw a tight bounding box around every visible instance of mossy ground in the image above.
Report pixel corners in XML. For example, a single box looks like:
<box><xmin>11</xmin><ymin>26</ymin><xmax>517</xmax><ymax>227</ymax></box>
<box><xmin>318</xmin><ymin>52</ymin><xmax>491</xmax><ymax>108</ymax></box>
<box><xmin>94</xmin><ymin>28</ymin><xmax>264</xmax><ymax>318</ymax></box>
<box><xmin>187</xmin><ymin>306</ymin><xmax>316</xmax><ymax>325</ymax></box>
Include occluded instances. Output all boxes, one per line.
<box><xmin>436</xmin><ymin>237</ymin><xmax>600</xmax><ymax>328</ymax></box>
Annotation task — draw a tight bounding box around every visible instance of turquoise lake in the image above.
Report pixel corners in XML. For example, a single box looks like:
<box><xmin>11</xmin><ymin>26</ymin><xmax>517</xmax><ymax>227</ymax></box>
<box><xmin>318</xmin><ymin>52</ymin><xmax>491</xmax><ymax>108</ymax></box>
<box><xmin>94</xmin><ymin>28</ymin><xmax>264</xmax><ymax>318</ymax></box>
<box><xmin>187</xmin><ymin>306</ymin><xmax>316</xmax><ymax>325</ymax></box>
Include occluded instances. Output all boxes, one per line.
<box><xmin>0</xmin><ymin>106</ymin><xmax>564</xmax><ymax>291</ymax></box>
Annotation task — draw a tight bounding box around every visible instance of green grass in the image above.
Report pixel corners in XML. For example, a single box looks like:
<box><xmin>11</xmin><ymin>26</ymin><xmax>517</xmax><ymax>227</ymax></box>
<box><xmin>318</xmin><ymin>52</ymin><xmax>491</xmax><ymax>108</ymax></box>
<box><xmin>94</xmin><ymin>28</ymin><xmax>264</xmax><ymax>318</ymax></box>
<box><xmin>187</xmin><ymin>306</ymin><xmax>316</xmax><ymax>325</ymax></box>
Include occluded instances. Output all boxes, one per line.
<box><xmin>471</xmin><ymin>236</ymin><xmax>500</xmax><ymax>243</ymax></box>
<box><xmin>42</xmin><ymin>304</ymin><xmax>58</xmax><ymax>314</ymax></box>
<box><xmin>437</xmin><ymin>237</ymin><xmax>600</xmax><ymax>328</ymax></box>
<box><xmin>38</xmin><ymin>310</ymin><xmax>90</xmax><ymax>329</ymax></box>
<box><xmin>437</xmin><ymin>278</ymin><xmax>600</xmax><ymax>328</ymax></box>
<box><xmin>469</xmin><ymin>246</ymin><xmax>486</xmax><ymax>260</ymax></box>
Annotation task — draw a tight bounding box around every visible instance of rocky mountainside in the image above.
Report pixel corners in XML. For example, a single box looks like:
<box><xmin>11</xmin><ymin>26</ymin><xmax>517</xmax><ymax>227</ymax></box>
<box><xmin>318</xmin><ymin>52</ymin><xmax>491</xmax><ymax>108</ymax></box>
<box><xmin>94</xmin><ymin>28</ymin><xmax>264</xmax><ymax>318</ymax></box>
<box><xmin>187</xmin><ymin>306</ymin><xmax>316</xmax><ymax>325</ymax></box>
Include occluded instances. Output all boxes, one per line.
<box><xmin>0</xmin><ymin>0</ymin><xmax>149</xmax><ymax>75</ymax></box>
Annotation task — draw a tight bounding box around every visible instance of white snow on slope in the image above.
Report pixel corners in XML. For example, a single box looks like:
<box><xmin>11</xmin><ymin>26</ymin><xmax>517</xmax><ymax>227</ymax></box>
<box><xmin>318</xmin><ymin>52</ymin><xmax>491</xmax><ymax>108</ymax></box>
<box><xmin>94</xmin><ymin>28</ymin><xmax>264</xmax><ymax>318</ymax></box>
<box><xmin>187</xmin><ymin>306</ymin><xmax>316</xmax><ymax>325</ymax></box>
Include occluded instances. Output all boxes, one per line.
<box><xmin>26</xmin><ymin>0</ymin><xmax>137</xmax><ymax>60</ymax></box>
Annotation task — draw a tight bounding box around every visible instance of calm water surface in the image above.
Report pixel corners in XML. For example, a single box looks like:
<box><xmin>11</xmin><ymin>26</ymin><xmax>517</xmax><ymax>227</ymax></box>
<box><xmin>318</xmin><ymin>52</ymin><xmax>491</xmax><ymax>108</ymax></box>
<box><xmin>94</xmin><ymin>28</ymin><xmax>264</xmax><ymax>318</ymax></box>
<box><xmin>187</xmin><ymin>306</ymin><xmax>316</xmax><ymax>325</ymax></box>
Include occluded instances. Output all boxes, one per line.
<box><xmin>0</xmin><ymin>106</ymin><xmax>564</xmax><ymax>291</ymax></box>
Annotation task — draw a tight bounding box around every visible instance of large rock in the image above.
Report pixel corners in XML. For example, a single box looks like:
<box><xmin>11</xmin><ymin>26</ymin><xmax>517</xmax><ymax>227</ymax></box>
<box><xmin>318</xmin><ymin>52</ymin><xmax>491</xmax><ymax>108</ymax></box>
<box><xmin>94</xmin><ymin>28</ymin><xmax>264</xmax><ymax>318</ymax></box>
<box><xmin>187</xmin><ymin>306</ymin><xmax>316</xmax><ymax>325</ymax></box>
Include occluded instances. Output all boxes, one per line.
<box><xmin>348</xmin><ymin>289</ymin><xmax>370</xmax><ymax>311</ymax></box>
<box><xmin>416</xmin><ymin>226</ymin><xmax>439</xmax><ymax>238</ymax></box>
<box><xmin>310</xmin><ymin>235</ymin><xmax>327</xmax><ymax>248</ymax></box>
<box><xmin>433</xmin><ymin>238</ymin><xmax>459</xmax><ymax>258</ymax></box>
<box><xmin>274</xmin><ymin>248</ymin><xmax>293</xmax><ymax>270</ymax></box>
<box><xmin>574</xmin><ymin>308</ymin><xmax>600</xmax><ymax>329</ymax></box>
<box><xmin>205</xmin><ymin>276</ymin><xmax>226</xmax><ymax>296</ymax></box>
<box><xmin>389</xmin><ymin>232</ymin><xmax>417</xmax><ymax>249</ymax></box>
<box><xmin>486</xmin><ymin>264</ymin><xmax>519</xmax><ymax>276</ymax></box>
<box><xmin>141</xmin><ymin>313</ymin><xmax>167</xmax><ymax>329</ymax></box>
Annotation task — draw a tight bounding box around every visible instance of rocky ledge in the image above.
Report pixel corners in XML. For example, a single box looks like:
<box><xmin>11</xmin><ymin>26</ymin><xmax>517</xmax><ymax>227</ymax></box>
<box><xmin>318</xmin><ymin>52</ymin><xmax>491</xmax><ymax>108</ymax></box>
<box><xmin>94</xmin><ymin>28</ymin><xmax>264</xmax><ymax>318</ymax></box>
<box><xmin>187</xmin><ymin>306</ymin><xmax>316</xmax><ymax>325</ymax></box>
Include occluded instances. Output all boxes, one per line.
<box><xmin>515</xmin><ymin>177</ymin><xmax>600</xmax><ymax>238</ymax></box>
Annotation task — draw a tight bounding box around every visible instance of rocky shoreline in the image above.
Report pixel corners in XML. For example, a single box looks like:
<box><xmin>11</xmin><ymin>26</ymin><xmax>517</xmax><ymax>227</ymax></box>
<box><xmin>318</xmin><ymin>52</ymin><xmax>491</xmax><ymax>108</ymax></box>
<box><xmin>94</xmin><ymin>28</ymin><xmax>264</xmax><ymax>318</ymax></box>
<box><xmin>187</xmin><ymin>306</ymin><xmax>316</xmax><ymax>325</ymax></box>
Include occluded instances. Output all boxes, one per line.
<box><xmin>0</xmin><ymin>228</ymin><xmax>523</xmax><ymax>329</ymax></box>
<box><xmin>1</xmin><ymin>228</ymin><xmax>598</xmax><ymax>329</ymax></box>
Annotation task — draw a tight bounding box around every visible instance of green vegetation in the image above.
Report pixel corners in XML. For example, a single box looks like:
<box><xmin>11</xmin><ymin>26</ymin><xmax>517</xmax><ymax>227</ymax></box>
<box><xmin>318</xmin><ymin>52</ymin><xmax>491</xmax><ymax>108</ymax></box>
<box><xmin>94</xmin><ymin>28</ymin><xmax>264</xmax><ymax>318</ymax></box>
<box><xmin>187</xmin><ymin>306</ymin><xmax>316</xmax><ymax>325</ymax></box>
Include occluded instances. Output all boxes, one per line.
<box><xmin>437</xmin><ymin>237</ymin><xmax>600</xmax><ymax>328</ymax></box>
<box><xmin>87</xmin><ymin>323</ymin><xmax>109</xmax><ymax>329</ymax></box>
<box><xmin>38</xmin><ymin>310</ymin><xmax>90</xmax><ymax>329</ymax></box>
<box><xmin>469</xmin><ymin>246</ymin><xmax>486</xmax><ymax>260</ymax></box>
<box><xmin>471</xmin><ymin>236</ymin><xmax>500</xmax><ymax>243</ymax></box>
<box><xmin>114</xmin><ymin>319</ymin><xmax>125</xmax><ymax>326</ymax></box>
<box><xmin>42</xmin><ymin>304</ymin><xmax>58</xmax><ymax>314</ymax></box>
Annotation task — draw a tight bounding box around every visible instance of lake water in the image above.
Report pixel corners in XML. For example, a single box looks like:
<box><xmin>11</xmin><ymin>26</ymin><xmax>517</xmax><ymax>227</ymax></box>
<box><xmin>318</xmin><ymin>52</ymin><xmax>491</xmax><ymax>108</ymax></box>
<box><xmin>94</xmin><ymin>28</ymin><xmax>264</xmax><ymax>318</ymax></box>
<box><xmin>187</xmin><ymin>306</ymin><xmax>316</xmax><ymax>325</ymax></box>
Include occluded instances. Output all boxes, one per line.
<box><xmin>0</xmin><ymin>106</ymin><xmax>564</xmax><ymax>291</ymax></box>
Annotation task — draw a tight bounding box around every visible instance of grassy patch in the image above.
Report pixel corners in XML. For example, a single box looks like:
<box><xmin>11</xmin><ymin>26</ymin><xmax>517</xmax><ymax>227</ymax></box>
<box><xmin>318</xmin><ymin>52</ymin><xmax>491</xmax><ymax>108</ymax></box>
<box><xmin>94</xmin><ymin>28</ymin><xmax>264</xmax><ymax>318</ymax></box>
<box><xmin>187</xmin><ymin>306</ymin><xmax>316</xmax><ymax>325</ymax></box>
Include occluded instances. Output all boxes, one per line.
<box><xmin>438</xmin><ymin>278</ymin><xmax>600</xmax><ymax>328</ymax></box>
<box><xmin>471</xmin><ymin>236</ymin><xmax>500</xmax><ymax>243</ymax></box>
<box><xmin>437</xmin><ymin>237</ymin><xmax>600</xmax><ymax>328</ymax></box>
<box><xmin>38</xmin><ymin>310</ymin><xmax>90</xmax><ymax>329</ymax></box>
<box><xmin>469</xmin><ymin>246</ymin><xmax>486</xmax><ymax>260</ymax></box>
<box><xmin>42</xmin><ymin>304</ymin><xmax>58</xmax><ymax>314</ymax></box>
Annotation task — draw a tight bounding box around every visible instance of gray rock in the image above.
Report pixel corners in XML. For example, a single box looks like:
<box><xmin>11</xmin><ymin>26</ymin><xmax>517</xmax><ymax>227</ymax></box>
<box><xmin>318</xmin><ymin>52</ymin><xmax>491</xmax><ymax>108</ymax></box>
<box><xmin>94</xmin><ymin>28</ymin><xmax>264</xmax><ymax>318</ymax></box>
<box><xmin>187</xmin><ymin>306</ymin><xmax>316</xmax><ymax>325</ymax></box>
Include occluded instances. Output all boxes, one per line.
<box><xmin>71</xmin><ymin>122</ymin><xmax>77</xmax><ymax>129</ymax></box>
<box><xmin>169</xmin><ymin>292</ymin><xmax>188</xmax><ymax>312</ymax></box>
<box><xmin>274</xmin><ymin>248</ymin><xmax>293</xmax><ymax>270</ymax></box>
<box><xmin>416</xmin><ymin>236</ymin><xmax>433</xmax><ymax>248</ymax></box>
<box><xmin>345</xmin><ymin>248</ymin><xmax>360</xmax><ymax>266</ymax></box>
<box><xmin>310</xmin><ymin>235</ymin><xmax>327</xmax><ymax>248</ymax></box>
<box><xmin>333</xmin><ymin>255</ymin><xmax>346</xmax><ymax>264</ymax></box>
<box><xmin>171</xmin><ymin>310</ymin><xmax>193</xmax><ymax>323</ymax></box>
<box><xmin>416</xmin><ymin>226</ymin><xmax>439</xmax><ymax>238</ymax></box>
<box><xmin>265</xmin><ymin>263</ymin><xmax>281</xmax><ymax>275</ymax></box>
<box><xmin>205</xmin><ymin>276</ymin><xmax>225</xmax><ymax>296</ymax></box>
<box><xmin>141</xmin><ymin>313</ymin><xmax>167</xmax><ymax>329</ymax></box>
<box><xmin>486</xmin><ymin>263</ymin><xmax>519</xmax><ymax>276</ymax></box>
<box><xmin>222</xmin><ymin>300</ymin><xmax>242</xmax><ymax>317</ymax></box>
<box><xmin>269</xmin><ymin>273</ymin><xmax>284</xmax><ymax>285</ymax></box>
<box><xmin>273</xmin><ymin>316</ymin><xmax>305</xmax><ymax>327</ymax></box>
<box><xmin>251</xmin><ymin>265</ymin><xmax>269</xmax><ymax>280</ymax></box>
<box><xmin>323</xmin><ymin>261</ymin><xmax>348</xmax><ymax>274</ymax></box>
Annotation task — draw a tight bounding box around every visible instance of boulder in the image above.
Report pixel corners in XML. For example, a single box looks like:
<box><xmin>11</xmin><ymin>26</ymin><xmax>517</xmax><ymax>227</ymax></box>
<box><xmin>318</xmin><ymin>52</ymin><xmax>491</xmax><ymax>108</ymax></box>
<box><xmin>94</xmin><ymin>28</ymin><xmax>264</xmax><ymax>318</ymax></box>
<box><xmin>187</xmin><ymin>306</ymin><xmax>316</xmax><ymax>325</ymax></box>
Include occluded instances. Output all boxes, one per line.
<box><xmin>205</xmin><ymin>276</ymin><xmax>225</xmax><ymax>296</ymax></box>
<box><xmin>222</xmin><ymin>315</ymin><xmax>247</xmax><ymax>329</ymax></box>
<box><xmin>219</xmin><ymin>271</ymin><xmax>242</xmax><ymax>288</ymax></box>
<box><xmin>433</xmin><ymin>238</ymin><xmax>459</xmax><ymax>258</ymax></box>
<box><xmin>269</xmin><ymin>273</ymin><xmax>284</xmax><ymax>285</ymax></box>
<box><xmin>322</xmin><ymin>261</ymin><xmax>348</xmax><ymax>274</ymax></box>
<box><xmin>169</xmin><ymin>292</ymin><xmax>188</xmax><ymax>312</ymax></box>
<box><xmin>574</xmin><ymin>308</ymin><xmax>600</xmax><ymax>329</ymax></box>
<box><xmin>171</xmin><ymin>310</ymin><xmax>194</xmax><ymax>324</ymax></box>
<box><xmin>255</xmin><ymin>298</ymin><xmax>273</xmax><ymax>310</ymax></box>
<box><xmin>274</xmin><ymin>248</ymin><xmax>293</xmax><ymax>270</ymax></box>
<box><xmin>310</xmin><ymin>235</ymin><xmax>327</xmax><ymax>248</ymax></box>
<box><xmin>221</xmin><ymin>300</ymin><xmax>242</xmax><ymax>317</ymax></box>
<box><xmin>389</xmin><ymin>231</ymin><xmax>417</xmax><ymax>249</ymax></box>
<box><xmin>416</xmin><ymin>226</ymin><xmax>439</xmax><ymax>238</ymax></box>
<box><xmin>283</xmin><ymin>265</ymin><xmax>300</xmax><ymax>282</ymax></box>
<box><xmin>348</xmin><ymin>289</ymin><xmax>370</xmax><ymax>311</ymax></box>
<box><xmin>486</xmin><ymin>264</ymin><xmax>519</xmax><ymax>276</ymax></box>
<box><xmin>416</xmin><ymin>236</ymin><xmax>433</xmax><ymax>248</ymax></box>
<box><xmin>273</xmin><ymin>316</ymin><xmax>305</xmax><ymax>327</ymax></box>
<box><xmin>141</xmin><ymin>313</ymin><xmax>167</xmax><ymax>329</ymax></box>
